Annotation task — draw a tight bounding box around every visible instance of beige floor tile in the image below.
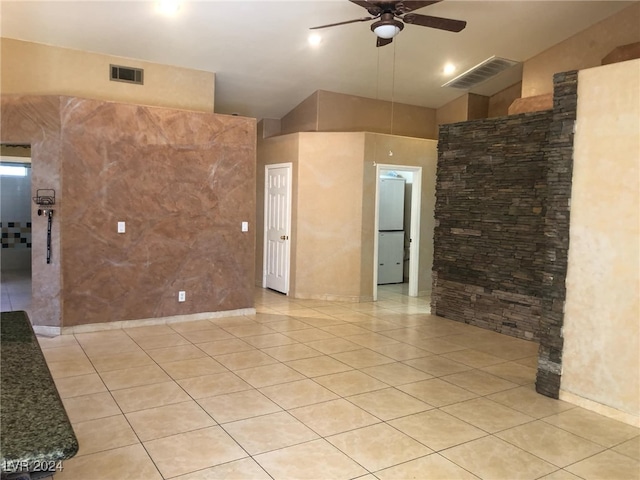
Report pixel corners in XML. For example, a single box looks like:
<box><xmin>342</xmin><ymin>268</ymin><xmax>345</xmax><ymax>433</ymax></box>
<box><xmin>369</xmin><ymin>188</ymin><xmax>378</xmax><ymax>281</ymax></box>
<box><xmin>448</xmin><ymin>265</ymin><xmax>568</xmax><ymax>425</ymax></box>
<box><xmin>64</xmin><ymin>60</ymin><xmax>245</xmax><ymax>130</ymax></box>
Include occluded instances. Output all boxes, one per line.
<box><xmin>111</xmin><ymin>380</ymin><xmax>191</xmax><ymax>413</ymax></box>
<box><xmin>543</xmin><ymin>407</ymin><xmax>640</xmax><ymax>447</ymax></box>
<box><xmin>497</xmin><ymin>420</ymin><xmax>605</xmax><ymax>467</ymax></box>
<box><xmin>99</xmin><ymin>363</ymin><xmax>171</xmax><ymax>390</ymax></box>
<box><xmin>480</xmin><ymin>361</ymin><xmax>538</xmax><ymax>385</ymax></box>
<box><xmin>390</xmin><ymin>409</ymin><xmax>486</xmax><ymax>451</ymax></box>
<box><xmin>361</xmin><ymin>362</ymin><xmax>433</xmax><ymax>386</ymax></box>
<box><xmin>224</xmin><ymin>411</ymin><xmax>318</xmax><ymax>455</ymax></box>
<box><xmin>177</xmin><ymin>371</ymin><xmax>252</xmax><ymax>399</ymax></box>
<box><xmin>565</xmin><ymin>450</ymin><xmax>640</xmax><ymax>480</ymax></box>
<box><xmin>515</xmin><ymin>355</ymin><xmax>539</xmax><ymax>368</ymax></box>
<box><xmin>72</xmin><ymin>414</ymin><xmax>138</xmax><ymax>456</ymax></box>
<box><xmin>305</xmin><ymin>337</ymin><xmax>362</xmax><ymax>354</ymax></box>
<box><xmin>214</xmin><ymin>350</ymin><xmax>279</xmax><ymax>370</ymax></box>
<box><xmin>327</xmin><ymin>423</ymin><xmax>432</xmax><ymax>471</ymax></box>
<box><xmin>42</xmin><ymin>344</ymin><xmax>88</xmax><ymax>363</ymax></box>
<box><xmin>286</xmin><ymin>355</ymin><xmax>353</xmax><ymax>377</ymax></box>
<box><xmin>487</xmin><ymin>385</ymin><xmax>576</xmax><ymax>419</ymax></box>
<box><xmin>144</xmin><ymin>426</ymin><xmax>247</xmax><ymax>478</ymax></box>
<box><xmin>441</xmin><ymin>436</ymin><xmax>556</xmax><ymax>480</ymax></box>
<box><xmin>290</xmin><ymin>399</ymin><xmax>380</xmax><ymax>436</ymax></box>
<box><xmin>234</xmin><ymin>362</ymin><xmax>305</xmax><ymax>388</ymax></box>
<box><xmin>55</xmin><ymin>444</ymin><xmax>162</xmax><ymax>480</ymax></box>
<box><xmin>284</xmin><ymin>328</ymin><xmax>336</xmax><ymax>342</ymax></box>
<box><xmin>145</xmin><ymin>343</ymin><xmax>207</xmax><ymax>364</ymax></box>
<box><xmin>262</xmin><ymin>318</ymin><xmax>313</xmax><ymax>332</ymax></box>
<box><xmin>405</xmin><ymin>337</ymin><xmax>468</xmax><ymax>354</ymax></box>
<box><xmin>260</xmin><ymin>379</ymin><xmax>339</xmax><ymax>409</ymax></box>
<box><xmin>380</xmin><ymin>327</ymin><xmax>428</xmax><ymax>343</ymax></box>
<box><xmin>81</xmin><ymin>340</ymin><xmax>142</xmax><ymax>358</ymax></box>
<box><xmin>37</xmin><ymin>334</ymin><xmax>79</xmax><ymax>349</ymax></box>
<box><xmin>442</xmin><ymin>348</ymin><xmax>506</xmax><ymax>367</ymax></box>
<box><xmin>369</xmin><ymin>342</ymin><xmax>431</xmax><ymax>361</ymax></box>
<box><xmin>134</xmin><ymin>332</ymin><xmax>191</xmax><ymax>350</ymax></box>
<box><xmin>210</xmin><ymin>316</ymin><xmax>258</xmax><ymax>327</ymax></box>
<box><xmin>242</xmin><ymin>332</ymin><xmax>297</xmax><ymax>348</ymax></box>
<box><xmin>197</xmin><ymin>389</ymin><xmax>281</xmax><ymax>423</ymax></box>
<box><xmin>441</xmin><ymin>397</ymin><xmax>535</xmax><ymax>433</ymax></box>
<box><xmin>62</xmin><ymin>392</ymin><xmax>121</xmax><ymax>423</ymax></box>
<box><xmin>442</xmin><ymin>369</ymin><xmax>519</xmax><ymax>395</ymax></box>
<box><xmin>179</xmin><ymin>327</ymin><xmax>235</xmax><ymax>343</ymax></box>
<box><xmin>126</xmin><ymin>400</ymin><xmax>215</xmax><ymax>441</ymax></box>
<box><xmin>403</xmin><ymin>355</ymin><xmax>472</xmax><ymax>377</ymax></box>
<box><xmin>348</xmin><ymin>388</ymin><xmax>433</xmax><ymax>420</ymax></box>
<box><xmin>254</xmin><ymin>439</ymin><xmax>367</xmax><ymax>480</ymax></box>
<box><xmin>345</xmin><ymin>332</ymin><xmax>400</xmax><ymax>348</ymax></box>
<box><xmin>168</xmin><ymin>319</ymin><xmax>219</xmax><ymax>333</ymax></box>
<box><xmin>173</xmin><ymin>458</ymin><xmax>272</xmax><ymax>480</ymax></box>
<box><xmin>47</xmin><ymin>357</ymin><xmax>96</xmax><ymax>379</ymax></box>
<box><xmin>197</xmin><ymin>338</ymin><xmax>254</xmax><ymax>356</ymax></box>
<box><xmin>376</xmin><ymin>453</ymin><xmax>480</xmax><ymax>480</ymax></box>
<box><xmin>54</xmin><ymin>373</ymin><xmax>107</xmax><ymax>398</ymax></box>
<box><xmin>475</xmin><ymin>340</ymin><xmax>540</xmax><ymax>361</ymax></box>
<box><xmin>352</xmin><ymin>318</ymin><xmax>400</xmax><ymax>332</ymax></box>
<box><xmin>261</xmin><ymin>343</ymin><xmax>322</xmax><ymax>362</ymax></box>
<box><xmin>538</xmin><ymin>470</ymin><xmax>583</xmax><ymax>480</ymax></box>
<box><xmin>160</xmin><ymin>356</ymin><xmax>227</xmax><ymax>380</ymax></box>
<box><xmin>315</xmin><ymin>370</ymin><xmax>389</xmax><ymax>396</ymax></box>
<box><xmin>75</xmin><ymin>330</ymin><xmax>131</xmax><ymax>345</ymax></box>
<box><xmin>124</xmin><ymin>324</ymin><xmax>176</xmax><ymax>339</ymax></box>
<box><xmin>398</xmin><ymin>378</ymin><xmax>477</xmax><ymax>407</ymax></box>
<box><xmin>613</xmin><ymin>435</ymin><xmax>640</xmax><ymax>460</ymax></box>
<box><xmin>222</xmin><ymin>323</ymin><xmax>277</xmax><ymax>338</ymax></box>
<box><xmin>331</xmin><ymin>311</ymin><xmax>376</xmax><ymax>323</ymax></box>
<box><xmin>331</xmin><ymin>348</ymin><xmax>395</xmax><ymax>369</ymax></box>
<box><xmin>89</xmin><ymin>349</ymin><xmax>155</xmax><ymax>373</ymax></box>
<box><xmin>321</xmin><ymin>324</ymin><xmax>371</xmax><ymax>337</ymax></box>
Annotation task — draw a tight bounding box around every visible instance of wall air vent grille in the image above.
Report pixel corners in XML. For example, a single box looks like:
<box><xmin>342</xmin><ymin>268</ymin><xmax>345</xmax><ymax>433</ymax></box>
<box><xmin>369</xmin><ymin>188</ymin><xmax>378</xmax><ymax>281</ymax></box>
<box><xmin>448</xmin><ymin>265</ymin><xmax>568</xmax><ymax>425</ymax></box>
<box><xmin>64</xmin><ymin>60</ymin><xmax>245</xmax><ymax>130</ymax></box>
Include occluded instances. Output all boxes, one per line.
<box><xmin>110</xmin><ymin>64</ymin><xmax>144</xmax><ymax>85</ymax></box>
<box><xmin>442</xmin><ymin>56</ymin><xmax>519</xmax><ymax>90</ymax></box>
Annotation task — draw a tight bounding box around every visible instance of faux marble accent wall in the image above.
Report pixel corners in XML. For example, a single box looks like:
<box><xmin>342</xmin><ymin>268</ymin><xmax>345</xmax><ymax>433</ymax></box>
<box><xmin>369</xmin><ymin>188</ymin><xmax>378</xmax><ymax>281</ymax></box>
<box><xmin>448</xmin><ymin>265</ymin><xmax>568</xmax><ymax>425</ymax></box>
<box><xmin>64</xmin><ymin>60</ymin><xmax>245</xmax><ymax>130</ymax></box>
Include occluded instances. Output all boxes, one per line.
<box><xmin>1</xmin><ymin>95</ymin><xmax>256</xmax><ymax>327</ymax></box>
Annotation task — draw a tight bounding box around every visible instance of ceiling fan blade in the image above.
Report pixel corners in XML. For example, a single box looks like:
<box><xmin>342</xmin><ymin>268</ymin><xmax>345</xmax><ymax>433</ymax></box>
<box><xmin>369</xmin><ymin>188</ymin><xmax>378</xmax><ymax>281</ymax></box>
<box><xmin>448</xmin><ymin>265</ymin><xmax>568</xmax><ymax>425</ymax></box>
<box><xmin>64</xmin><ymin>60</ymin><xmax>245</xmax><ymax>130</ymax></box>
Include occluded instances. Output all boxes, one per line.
<box><xmin>398</xmin><ymin>1</ymin><xmax>443</xmax><ymax>13</ymax></box>
<box><xmin>377</xmin><ymin>36</ymin><xmax>393</xmax><ymax>47</ymax></box>
<box><xmin>402</xmin><ymin>13</ymin><xmax>466</xmax><ymax>32</ymax></box>
<box><xmin>310</xmin><ymin>16</ymin><xmax>376</xmax><ymax>30</ymax></box>
<box><xmin>349</xmin><ymin>1</ymin><xmax>382</xmax><ymax>15</ymax></box>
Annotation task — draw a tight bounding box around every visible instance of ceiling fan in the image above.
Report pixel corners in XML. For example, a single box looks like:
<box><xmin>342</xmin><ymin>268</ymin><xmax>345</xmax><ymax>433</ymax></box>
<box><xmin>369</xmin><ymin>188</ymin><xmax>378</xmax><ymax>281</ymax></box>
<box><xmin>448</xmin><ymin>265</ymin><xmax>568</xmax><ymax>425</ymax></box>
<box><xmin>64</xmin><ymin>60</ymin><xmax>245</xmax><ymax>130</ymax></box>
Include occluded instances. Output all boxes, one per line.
<box><xmin>310</xmin><ymin>1</ymin><xmax>466</xmax><ymax>47</ymax></box>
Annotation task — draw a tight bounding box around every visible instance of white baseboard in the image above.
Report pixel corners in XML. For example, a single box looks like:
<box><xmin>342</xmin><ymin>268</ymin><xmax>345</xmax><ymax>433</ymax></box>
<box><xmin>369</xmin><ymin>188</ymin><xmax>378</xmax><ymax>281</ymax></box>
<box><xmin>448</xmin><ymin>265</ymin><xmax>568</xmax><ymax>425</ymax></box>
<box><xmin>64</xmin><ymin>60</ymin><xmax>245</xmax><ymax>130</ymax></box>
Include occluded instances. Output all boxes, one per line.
<box><xmin>559</xmin><ymin>389</ymin><xmax>640</xmax><ymax>428</ymax></box>
<box><xmin>32</xmin><ymin>325</ymin><xmax>62</xmax><ymax>337</ymax></box>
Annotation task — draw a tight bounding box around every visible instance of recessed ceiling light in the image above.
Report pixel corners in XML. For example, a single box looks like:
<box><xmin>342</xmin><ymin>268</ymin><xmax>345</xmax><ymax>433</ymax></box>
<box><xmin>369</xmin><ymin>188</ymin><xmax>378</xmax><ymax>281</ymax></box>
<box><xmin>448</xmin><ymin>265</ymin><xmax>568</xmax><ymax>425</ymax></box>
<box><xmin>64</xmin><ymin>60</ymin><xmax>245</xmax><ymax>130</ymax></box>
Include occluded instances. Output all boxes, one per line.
<box><xmin>156</xmin><ymin>0</ymin><xmax>181</xmax><ymax>16</ymax></box>
<box><xmin>443</xmin><ymin>63</ymin><xmax>456</xmax><ymax>75</ymax></box>
<box><xmin>308</xmin><ymin>33</ymin><xmax>322</xmax><ymax>46</ymax></box>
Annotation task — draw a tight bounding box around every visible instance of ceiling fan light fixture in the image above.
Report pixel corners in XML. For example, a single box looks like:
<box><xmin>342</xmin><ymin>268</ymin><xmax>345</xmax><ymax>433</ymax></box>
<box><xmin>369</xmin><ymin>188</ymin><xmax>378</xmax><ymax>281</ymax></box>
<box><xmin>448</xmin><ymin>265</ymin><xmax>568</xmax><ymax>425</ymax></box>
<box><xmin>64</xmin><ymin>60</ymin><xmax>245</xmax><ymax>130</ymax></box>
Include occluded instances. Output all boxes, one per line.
<box><xmin>372</xmin><ymin>19</ymin><xmax>404</xmax><ymax>39</ymax></box>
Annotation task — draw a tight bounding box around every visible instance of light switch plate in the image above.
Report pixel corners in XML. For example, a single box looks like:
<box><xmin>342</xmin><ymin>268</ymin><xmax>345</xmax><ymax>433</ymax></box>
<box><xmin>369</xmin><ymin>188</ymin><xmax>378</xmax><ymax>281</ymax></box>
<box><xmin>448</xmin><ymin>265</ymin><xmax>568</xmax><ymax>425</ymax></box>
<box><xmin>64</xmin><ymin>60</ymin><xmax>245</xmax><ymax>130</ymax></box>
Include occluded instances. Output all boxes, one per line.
<box><xmin>117</xmin><ymin>221</ymin><xmax>125</xmax><ymax>233</ymax></box>
<box><xmin>241</xmin><ymin>221</ymin><xmax>249</xmax><ymax>232</ymax></box>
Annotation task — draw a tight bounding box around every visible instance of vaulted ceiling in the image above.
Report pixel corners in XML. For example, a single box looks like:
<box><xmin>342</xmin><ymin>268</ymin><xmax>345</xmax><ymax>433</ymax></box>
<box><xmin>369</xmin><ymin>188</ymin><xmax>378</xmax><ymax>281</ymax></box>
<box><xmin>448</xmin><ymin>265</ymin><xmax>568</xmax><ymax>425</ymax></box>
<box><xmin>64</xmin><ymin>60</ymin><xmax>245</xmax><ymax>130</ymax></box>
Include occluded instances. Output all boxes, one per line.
<box><xmin>1</xmin><ymin>1</ymin><xmax>634</xmax><ymax>119</ymax></box>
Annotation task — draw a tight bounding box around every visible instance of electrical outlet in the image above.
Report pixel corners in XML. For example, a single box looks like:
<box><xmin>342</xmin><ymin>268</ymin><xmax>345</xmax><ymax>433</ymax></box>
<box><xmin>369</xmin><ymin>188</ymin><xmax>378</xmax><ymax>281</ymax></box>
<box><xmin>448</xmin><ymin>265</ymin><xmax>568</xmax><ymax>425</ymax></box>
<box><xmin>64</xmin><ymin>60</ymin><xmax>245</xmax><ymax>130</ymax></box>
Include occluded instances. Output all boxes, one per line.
<box><xmin>178</xmin><ymin>291</ymin><xmax>186</xmax><ymax>302</ymax></box>
<box><xmin>117</xmin><ymin>221</ymin><xmax>125</xmax><ymax>233</ymax></box>
<box><xmin>241</xmin><ymin>221</ymin><xmax>249</xmax><ymax>232</ymax></box>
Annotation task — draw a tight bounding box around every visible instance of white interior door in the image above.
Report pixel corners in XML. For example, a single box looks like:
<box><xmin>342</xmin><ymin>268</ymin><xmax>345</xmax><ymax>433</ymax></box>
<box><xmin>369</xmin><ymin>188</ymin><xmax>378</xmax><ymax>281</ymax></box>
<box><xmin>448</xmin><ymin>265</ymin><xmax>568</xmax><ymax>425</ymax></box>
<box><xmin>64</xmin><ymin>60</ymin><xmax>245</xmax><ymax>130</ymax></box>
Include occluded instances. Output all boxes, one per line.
<box><xmin>264</xmin><ymin>163</ymin><xmax>292</xmax><ymax>294</ymax></box>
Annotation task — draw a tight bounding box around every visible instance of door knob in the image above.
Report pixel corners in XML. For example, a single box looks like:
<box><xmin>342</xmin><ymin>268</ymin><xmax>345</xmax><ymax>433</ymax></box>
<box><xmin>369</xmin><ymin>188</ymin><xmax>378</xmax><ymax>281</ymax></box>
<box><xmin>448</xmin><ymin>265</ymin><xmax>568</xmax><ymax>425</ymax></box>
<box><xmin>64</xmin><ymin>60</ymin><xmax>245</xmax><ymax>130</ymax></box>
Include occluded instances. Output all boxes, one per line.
<box><xmin>280</xmin><ymin>235</ymin><xmax>289</xmax><ymax>240</ymax></box>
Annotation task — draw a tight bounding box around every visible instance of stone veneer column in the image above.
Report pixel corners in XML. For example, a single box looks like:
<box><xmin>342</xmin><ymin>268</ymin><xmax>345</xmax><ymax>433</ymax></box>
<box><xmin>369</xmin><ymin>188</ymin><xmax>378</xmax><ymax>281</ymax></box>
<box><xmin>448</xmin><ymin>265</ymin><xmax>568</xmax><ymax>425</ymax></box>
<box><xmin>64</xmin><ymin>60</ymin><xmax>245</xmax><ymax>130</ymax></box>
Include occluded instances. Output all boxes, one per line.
<box><xmin>535</xmin><ymin>71</ymin><xmax>578</xmax><ymax>398</ymax></box>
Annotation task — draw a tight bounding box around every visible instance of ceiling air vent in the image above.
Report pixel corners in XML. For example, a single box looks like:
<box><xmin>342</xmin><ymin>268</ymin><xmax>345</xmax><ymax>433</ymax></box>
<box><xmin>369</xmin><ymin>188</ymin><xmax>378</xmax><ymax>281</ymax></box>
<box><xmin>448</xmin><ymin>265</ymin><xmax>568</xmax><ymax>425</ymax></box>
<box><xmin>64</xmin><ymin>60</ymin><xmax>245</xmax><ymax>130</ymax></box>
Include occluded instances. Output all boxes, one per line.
<box><xmin>110</xmin><ymin>64</ymin><xmax>144</xmax><ymax>85</ymax></box>
<box><xmin>442</xmin><ymin>56</ymin><xmax>519</xmax><ymax>90</ymax></box>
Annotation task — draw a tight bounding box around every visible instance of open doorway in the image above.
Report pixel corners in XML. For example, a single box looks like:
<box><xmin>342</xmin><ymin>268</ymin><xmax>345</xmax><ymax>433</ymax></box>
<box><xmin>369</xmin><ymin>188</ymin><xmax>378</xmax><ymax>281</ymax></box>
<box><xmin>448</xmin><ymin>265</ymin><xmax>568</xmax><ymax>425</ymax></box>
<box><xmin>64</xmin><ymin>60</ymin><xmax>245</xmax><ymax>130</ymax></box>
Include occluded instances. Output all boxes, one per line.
<box><xmin>373</xmin><ymin>164</ymin><xmax>422</xmax><ymax>301</ymax></box>
<box><xmin>1</xmin><ymin>145</ymin><xmax>32</xmax><ymax>312</ymax></box>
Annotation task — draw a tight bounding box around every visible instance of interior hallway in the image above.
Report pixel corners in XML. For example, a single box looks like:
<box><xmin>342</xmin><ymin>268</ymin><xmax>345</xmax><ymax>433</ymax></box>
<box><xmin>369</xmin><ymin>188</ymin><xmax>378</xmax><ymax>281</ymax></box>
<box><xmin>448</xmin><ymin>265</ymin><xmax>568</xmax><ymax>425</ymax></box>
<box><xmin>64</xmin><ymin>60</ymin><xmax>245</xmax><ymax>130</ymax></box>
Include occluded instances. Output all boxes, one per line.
<box><xmin>23</xmin><ymin>286</ymin><xmax>640</xmax><ymax>479</ymax></box>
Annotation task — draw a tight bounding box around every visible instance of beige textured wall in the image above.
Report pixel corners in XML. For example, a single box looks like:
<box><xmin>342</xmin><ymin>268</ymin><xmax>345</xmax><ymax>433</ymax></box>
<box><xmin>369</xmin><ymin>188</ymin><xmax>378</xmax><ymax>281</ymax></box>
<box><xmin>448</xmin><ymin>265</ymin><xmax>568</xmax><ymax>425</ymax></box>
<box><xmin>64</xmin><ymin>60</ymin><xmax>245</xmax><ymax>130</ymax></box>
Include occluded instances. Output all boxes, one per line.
<box><xmin>280</xmin><ymin>90</ymin><xmax>437</xmax><ymax>140</ymax></box>
<box><xmin>522</xmin><ymin>3</ymin><xmax>640</xmax><ymax>98</ymax></box>
<box><xmin>489</xmin><ymin>82</ymin><xmax>523</xmax><ymax>118</ymax></box>
<box><xmin>1</xmin><ymin>38</ymin><xmax>215</xmax><ymax>113</ymax></box>
<box><xmin>294</xmin><ymin>132</ymin><xmax>366</xmax><ymax>301</ymax></box>
<box><xmin>436</xmin><ymin>94</ymin><xmax>469</xmax><ymax>125</ymax></box>
<box><xmin>560</xmin><ymin>59</ymin><xmax>640</xmax><ymax>426</ymax></box>
<box><xmin>256</xmin><ymin>131</ymin><xmax>438</xmax><ymax>301</ymax></box>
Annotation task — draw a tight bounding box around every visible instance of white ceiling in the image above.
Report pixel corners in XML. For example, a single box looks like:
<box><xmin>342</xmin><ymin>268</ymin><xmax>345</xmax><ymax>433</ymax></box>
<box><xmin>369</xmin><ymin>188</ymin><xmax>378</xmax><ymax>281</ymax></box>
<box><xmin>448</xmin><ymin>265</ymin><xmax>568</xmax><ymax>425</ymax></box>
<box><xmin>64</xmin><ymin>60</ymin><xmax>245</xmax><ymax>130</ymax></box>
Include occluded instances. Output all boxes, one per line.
<box><xmin>1</xmin><ymin>1</ymin><xmax>634</xmax><ymax>120</ymax></box>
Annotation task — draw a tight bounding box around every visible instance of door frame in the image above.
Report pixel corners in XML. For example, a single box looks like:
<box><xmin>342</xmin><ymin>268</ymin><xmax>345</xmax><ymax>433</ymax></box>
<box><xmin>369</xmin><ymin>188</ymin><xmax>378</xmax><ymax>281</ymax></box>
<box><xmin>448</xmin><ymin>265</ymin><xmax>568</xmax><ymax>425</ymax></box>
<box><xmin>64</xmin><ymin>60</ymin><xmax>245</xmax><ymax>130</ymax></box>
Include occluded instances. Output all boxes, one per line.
<box><xmin>373</xmin><ymin>164</ymin><xmax>422</xmax><ymax>300</ymax></box>
<box><xmin>262</xmin><ymin>162</ymin><xmax>293</xmax><ymax>294</ymax></box>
